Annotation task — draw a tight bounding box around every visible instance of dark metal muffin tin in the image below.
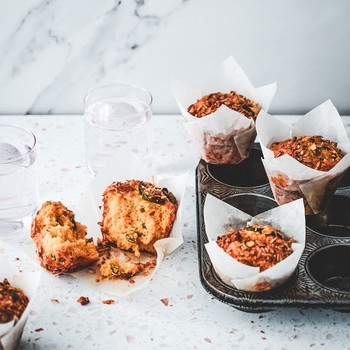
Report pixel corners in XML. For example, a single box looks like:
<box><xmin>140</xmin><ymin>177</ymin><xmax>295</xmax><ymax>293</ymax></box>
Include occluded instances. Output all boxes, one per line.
<box><xmin>196</xmin><ymin>143</ymin><xmax>350</xmax><ymax>312</ymax></box>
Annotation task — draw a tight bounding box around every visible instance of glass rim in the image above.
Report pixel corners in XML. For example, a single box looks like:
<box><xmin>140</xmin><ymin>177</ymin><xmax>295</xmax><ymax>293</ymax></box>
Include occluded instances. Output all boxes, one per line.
<box><xmin>83</xmin><ymin>83</ymin><xmax>153</xmax><ymax>116</ymax></box>
<box><xmin>0</xmin><ymin>124</ymin><xmax>37</xmax><ymax>164</ymax></box>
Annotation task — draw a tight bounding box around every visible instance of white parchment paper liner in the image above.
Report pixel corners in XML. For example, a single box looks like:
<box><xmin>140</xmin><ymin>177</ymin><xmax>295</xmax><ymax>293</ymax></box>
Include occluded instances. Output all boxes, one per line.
<box><xmin>68</xmin><ymin>147</ymin><xmax>187</xmax><ymax>296</ymax></box>
<box><xmin>256</xmin><ymin>100</ymin><xmax>350</xmax><ymax>214</ymax></box>
<box><xmin>171</xmin><ymin>55</ymin><xmax>277</xmax><ymax>164</ymax></box>
<box><xmin>204</xmin><ymin>195</ymin><xmax>305</xmax><ymax>291</ymax></box>
<box><xmin>0</xmin><ymin>257</ymin><xmax>41</xmax><ymax>350</ymax></box>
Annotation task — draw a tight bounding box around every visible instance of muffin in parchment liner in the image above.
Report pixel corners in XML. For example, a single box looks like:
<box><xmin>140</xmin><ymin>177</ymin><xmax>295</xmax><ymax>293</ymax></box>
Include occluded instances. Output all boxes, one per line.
<box><xmin>70</xmin><ymin>147</ymin><xmax>187</xmax><ymax>296</ymax></box>
<box><xmin>256</xmin><ymin>100</ymin><xmax>350</xmax><ymax>215</ymax></box>
<box><xmin>204</xmin><ymin>194</ymin><xmax>305</xmax><ymax>292</ymax></box>
<box><xmin>27</xmin><ymin>148</ymin><xmax>187</xmax><ymax>297</ymax></box>
<box><xmin>0</xmin><ymin>256</ymin><xmax>41</xmax><ymax>350</ymax></box>
<box><xmin>171</xmin><ymin>55</ymin><xmax>276</xmax><ymax>164</ymax></box>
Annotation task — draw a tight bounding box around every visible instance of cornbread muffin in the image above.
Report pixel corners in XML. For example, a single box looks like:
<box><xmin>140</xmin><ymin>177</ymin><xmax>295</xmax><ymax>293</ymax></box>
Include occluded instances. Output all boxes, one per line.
<box><xmin>0</xmin><ymin>278</ymin><xmax>29</xmax><ymax>323</ymax></box>
<box><xmin>217</xmin><ymin>224</ymin><xmax>295</xmax><ymax>272</ymax></box>
<box><xmin>269</xmin><ymin>135</ymin><xmax>344</xmax><ymax>171</ymax></box>
<box><xmin>100</xmin><ymin>180</ymin><xmax>178</xmax><ymax>257</ymax></box>
<box><xmin>99</xmin><ymin>258</ymin><xmax>156</xmax><ymax>280</ymax></box>
<box><xmin>31</xmin><ymin>201</ymin><xmax>99</xmax><ymax>275</ymax></box>
<box><xmin>187</xmin><ymin>91</ymin><xmax>261</xmax><ymax>120</ymax></box>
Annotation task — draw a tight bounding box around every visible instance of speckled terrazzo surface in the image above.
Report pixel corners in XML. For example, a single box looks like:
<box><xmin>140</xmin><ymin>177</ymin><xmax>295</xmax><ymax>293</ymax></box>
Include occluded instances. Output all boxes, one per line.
<box><xmin>1</xmin><ymin>115</ymin><xmax>350</xmax><ymax>350</ymax></box>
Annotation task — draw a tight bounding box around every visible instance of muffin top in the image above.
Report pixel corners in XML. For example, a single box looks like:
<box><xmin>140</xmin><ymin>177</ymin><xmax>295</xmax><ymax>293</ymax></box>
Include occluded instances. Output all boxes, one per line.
<box><xmin>0</xmin><ymin>278</ymin><xmax>29</xmax><ymax>323</ymax></box>
<box><xmin>187</xmin><ymin>90</ymin><xmax>261</xmax><ymax>120</ymax></box>
<box><xmin>216</xmin><ymin>224</ymin><xmax>295</xmax><ymax>272</ymax></box>
<box><xmin>269</xmin><ymin>135</ymin><xmax>344</xmax><ymax>171</ymax></box>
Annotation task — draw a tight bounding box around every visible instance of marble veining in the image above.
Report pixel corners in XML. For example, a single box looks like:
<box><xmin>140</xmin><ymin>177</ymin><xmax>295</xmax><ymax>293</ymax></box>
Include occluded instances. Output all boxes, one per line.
<box><xmin>1</xmin><ymin>1</ymin><xmax>350</xmax><ymax>115</ymax></box>
<box><xmin>0</xmin><ymin>0</ymin><xmax>187</xmax><ymax>114</ymax></box>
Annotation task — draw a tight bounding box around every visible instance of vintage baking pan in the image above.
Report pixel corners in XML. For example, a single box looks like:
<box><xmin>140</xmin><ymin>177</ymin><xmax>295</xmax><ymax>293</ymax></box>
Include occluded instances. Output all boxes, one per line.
<box><xmin>196</xmin><ymin>143</ymin><xmax>350</xmax><ymax>312</ymax></box>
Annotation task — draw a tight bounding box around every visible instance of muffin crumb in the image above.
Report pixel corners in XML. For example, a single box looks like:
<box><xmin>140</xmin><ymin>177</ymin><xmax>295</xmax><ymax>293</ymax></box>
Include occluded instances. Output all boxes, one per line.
<box><xmin>77</xmin><ymin>296</ymin><xmax>90</xmax><ymax>306</ymax></box>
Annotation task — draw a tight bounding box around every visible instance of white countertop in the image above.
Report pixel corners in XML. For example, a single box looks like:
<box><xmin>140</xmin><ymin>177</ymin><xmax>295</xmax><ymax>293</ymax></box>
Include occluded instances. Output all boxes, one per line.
<box><xmin>1</xmin><ymin>114</ymin><xmax>350</xmax><ymax>350</ymax></box>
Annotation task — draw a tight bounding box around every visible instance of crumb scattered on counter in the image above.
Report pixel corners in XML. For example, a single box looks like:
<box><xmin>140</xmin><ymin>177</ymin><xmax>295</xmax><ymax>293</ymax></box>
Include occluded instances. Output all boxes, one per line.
<box><xmin>160</xmin><ymin>298</ymin><xmax>169</xmax><ymax>306</ymax></box>
<box><xmin>77</xmin><ymin>296</ymin><xmax>90</xmax><ymax>306</ymax></box>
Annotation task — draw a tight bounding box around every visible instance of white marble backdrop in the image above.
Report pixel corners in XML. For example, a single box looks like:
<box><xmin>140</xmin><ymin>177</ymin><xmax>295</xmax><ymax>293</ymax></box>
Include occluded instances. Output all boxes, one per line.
<box><xmin>0</xmin><ymin>0</ymin><xmax>349</xmax><ymax>115</ymax></box>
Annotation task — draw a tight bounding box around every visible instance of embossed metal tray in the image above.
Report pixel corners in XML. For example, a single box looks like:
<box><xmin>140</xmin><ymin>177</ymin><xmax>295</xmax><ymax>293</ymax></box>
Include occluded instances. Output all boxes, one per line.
<box><xmin>196</xmin><ymin>143</ymin><xmax>350</xmax><ymax>312</ymax></box>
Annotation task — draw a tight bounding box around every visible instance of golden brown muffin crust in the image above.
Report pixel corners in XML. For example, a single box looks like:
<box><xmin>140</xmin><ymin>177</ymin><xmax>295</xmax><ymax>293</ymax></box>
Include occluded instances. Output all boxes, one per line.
<box><xmin>217</xmin><ymin>224</ymin><xmax>295</xmax><ymax>272</ymax></box>
<box><xmin>187</xmin><ymin>90</ymin><xmax>261</xmax><ymax>120</ymax></box>
<box><xmin>269</xmin><ymin>135</ymin><xmax>344</xmax><ymax>171</ymax></box>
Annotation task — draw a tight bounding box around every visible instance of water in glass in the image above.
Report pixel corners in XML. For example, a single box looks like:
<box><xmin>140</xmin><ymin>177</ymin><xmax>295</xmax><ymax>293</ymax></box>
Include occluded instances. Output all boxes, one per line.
<box><xmin>84</xmin><ymin>96</ymin><xmax>152</xmax><ymax>175</ymax></box>
<box><xmin>0</xmin><ymin>136</ymin><xmax>38</xmax><ymax>230</ymax></box>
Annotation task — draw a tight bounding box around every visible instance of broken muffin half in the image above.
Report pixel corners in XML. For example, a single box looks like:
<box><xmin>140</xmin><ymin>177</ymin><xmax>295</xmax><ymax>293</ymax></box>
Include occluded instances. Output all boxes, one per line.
<box><xmin>31</xmin><ymin>201</ymin><xmax>99</xmax><ymax>274</ymax></box>
<box><xmin>100</xmin><ymin>180</ymin><xmax>178</xmax><ymax>257</ymax></box>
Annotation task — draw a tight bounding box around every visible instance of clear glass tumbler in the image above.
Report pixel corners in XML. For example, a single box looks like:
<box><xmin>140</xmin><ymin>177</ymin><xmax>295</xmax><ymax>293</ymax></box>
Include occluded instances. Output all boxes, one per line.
<box><xmin>0</xmin><ymin>125</ymin><xmax>39</xmax><ymax>233</ymax></box>
<box><xmin>83</xmin><ymin>84</ymin><xmax>153</xmax><ymax>176</ymax></box>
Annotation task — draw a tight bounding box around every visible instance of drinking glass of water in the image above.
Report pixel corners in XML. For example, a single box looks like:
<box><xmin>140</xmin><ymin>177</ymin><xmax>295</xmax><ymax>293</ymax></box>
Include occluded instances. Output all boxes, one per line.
<box><xmin>0</xmin><ymin>124</ymin><xmax>39</xmax><ymax>233</ymax></box>
<box><xmin>83</xmin><ymin>84</ymin><xmax>153</xmax><ymax>176</ymax></box>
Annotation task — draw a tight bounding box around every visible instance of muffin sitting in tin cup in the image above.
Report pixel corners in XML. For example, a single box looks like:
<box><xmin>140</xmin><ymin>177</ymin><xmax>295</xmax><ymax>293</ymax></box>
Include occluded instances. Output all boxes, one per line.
<box><xmin>204</xmin><ymin>195</ymin><xmax>305</xmax><ymax>292</ymax></box>
<box><xmin>171</xmin><ymin>56</ymin><xmax>277</xmax><ymax>165</ymax></box>
<box><xmin>216</xmin><ymin>223</ymin><xmax>296</xmax><ymax>283</ymax></box>
<box><xmin>256</xmin><ymin>100</ymin><xmax>350</xmax><ymax>215</ymax></box>
<box><xmin>188</xmin><ymin>91</ymin><xmax>261</xmax><ymax>164</ymax></box>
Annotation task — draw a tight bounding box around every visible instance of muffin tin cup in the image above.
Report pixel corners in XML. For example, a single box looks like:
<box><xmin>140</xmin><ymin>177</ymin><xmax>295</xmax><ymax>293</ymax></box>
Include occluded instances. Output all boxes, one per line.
<box><xmin>196</xmin><ymin>144</ymin><xmax>350</xmax><ymax>312</ymax></box>
<box><xmin>306</xmin><ymin>194</ymin><xmax>350</xmax><ymax>238</ymax></box>
<box><xmin>199</xmin><ymin>144</ymin><xmax>273</xmax><ymax>202</ymax></box>
<box><xmin>336</xmin><ymin>166</ymin><xmax>350</xmax><ymax>195</ymax></box>
<box><xmin>306</xmin><ymin>244</ymin><xmax>350</xmax><ymax>294</ymax></box>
